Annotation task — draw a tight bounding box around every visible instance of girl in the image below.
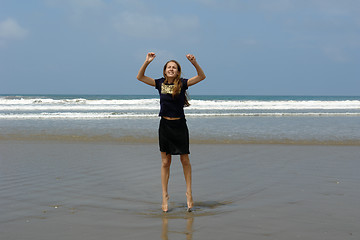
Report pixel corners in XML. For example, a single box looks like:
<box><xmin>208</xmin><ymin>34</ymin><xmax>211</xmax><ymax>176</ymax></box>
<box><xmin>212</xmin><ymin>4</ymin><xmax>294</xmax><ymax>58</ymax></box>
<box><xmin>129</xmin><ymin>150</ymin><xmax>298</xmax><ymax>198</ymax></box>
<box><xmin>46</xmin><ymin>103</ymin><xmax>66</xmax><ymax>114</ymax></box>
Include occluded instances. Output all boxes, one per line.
<box><xmin>136</xmin><ymin>52</ymin><xmax>206</xmax><ymax>212</ymax></box>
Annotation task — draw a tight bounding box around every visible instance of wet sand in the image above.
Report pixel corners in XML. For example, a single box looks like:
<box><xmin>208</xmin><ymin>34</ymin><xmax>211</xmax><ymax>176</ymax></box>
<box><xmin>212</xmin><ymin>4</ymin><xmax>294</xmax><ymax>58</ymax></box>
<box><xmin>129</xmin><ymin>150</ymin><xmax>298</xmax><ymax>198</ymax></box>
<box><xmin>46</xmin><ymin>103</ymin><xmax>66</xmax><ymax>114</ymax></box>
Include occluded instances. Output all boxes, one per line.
<box><xmin>1</xmin><ymin>140</ymin><xmax>359</xmax><ymax>239</ymax></box>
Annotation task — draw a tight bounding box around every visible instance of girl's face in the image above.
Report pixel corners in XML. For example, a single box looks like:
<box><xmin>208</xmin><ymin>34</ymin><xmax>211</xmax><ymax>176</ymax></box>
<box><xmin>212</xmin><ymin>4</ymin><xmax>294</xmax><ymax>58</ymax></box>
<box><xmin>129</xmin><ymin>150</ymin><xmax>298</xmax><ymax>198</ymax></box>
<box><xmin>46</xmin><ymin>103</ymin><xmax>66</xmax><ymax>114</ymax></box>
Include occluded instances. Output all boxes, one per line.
<box><xmin>164</xmin><ymin>62</ymin><xmax>179</xmax><ymax>79</ymax></box>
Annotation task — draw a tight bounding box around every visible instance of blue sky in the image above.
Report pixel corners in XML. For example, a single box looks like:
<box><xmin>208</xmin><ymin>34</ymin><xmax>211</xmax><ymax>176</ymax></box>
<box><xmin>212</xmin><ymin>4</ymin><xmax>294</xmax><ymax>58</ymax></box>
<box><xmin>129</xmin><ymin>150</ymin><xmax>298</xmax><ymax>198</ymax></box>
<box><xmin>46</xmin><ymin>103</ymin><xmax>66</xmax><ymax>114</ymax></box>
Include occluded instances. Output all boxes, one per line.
<box><xmin>1</xmin><ymin>0</ymin><xmax>359</xmax><ymax>95</ymax></box>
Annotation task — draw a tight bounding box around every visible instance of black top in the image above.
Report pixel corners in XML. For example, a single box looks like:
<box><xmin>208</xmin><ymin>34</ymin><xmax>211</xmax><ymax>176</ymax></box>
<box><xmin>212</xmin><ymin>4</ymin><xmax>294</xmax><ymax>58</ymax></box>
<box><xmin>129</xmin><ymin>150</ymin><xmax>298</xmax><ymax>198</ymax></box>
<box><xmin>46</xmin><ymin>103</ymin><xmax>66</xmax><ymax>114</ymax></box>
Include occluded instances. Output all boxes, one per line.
<box><xmin>155</xmin><ymin>77</ymin><xmax>188</xmax><ymax>118</ymax></box>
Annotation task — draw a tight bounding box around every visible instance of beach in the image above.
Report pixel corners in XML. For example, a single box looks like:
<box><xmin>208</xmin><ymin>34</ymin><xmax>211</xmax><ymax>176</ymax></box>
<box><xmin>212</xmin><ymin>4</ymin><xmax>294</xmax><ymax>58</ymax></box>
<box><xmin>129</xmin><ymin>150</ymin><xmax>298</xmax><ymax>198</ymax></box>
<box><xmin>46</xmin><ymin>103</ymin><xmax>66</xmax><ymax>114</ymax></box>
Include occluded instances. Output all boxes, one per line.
<box><xmin>1</xmin><ymin>139</ymin><xmax>359</xmax><ymax>240</ymax></box>
<box><xmin>1</xmin><ymin>94</ymin><xmax>359</xmax><ymax>239</ymax></box>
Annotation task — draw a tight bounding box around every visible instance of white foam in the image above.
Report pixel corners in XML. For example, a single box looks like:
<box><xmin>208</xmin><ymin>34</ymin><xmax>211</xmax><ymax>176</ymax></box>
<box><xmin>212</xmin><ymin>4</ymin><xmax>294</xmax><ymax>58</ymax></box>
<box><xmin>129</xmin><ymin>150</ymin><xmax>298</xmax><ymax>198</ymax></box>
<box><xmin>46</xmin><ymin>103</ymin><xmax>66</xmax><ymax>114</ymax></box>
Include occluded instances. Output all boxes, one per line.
<box><xmin>1</xmin><ymin>112</ymin><xmax>359</xmax><ymax>120</ymax></box>
<box><xmin>0</xmin><ymin>98</ymin><xmax>160</xmax><ymax>111</ymax></box>
<box><xmin>1</xmin><ymin>98</ymin><xmax>359</xmax><ymax>111</ymax></box>
<box><xmin>0</xmin><ymin>112</ymin><xmax>158</xmax><ymax>119</ymax></box>
<box><xmin>1</xmin><ymin>97</ymin><xmax>359</xmax><ymax>120</ymax></box>
<box><xmin>188</xmin><ymin>100</ymin><xmax>360</xmax><ymax>110</ymax></box>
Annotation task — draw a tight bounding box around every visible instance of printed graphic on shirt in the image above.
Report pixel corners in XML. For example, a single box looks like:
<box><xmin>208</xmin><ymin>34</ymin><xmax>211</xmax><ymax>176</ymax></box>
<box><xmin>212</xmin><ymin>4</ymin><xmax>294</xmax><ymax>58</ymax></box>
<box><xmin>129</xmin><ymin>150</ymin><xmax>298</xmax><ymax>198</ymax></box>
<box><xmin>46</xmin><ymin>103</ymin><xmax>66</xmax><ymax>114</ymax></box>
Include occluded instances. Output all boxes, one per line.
<box><xmin>161</xmin><ymin>83</ymin><xmax>180</xmax><ymax>94</ymax></box>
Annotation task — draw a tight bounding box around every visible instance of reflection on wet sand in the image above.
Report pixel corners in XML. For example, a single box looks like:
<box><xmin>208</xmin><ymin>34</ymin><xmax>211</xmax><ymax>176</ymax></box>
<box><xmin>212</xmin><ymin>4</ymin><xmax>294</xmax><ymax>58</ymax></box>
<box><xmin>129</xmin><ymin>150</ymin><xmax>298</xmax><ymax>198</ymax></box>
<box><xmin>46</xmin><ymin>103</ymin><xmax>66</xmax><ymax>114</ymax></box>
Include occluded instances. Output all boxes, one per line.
<box><xmin>162</xmin><ymin>215</ymin><xmax>194</xmax><ymax>240</ymax></box>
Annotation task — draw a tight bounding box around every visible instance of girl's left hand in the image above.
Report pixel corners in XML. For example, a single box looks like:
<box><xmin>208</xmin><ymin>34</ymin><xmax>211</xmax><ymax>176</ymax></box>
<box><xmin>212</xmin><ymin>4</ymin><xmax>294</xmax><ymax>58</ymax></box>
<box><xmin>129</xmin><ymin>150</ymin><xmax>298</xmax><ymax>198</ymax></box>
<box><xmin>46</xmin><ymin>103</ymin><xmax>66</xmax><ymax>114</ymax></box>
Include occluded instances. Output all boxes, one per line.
<box><xmin>186</xmin><ymin>54</ymin><xmax>196</xmax><ymax>63</ymax></box>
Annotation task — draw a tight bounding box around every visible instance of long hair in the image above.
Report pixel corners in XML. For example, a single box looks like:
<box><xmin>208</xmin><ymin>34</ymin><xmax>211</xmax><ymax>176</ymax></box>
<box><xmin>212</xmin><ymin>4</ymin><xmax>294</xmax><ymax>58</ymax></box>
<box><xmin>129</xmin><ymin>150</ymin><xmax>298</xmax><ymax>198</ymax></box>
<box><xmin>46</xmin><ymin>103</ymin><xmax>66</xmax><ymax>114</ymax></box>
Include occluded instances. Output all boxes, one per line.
<box><xmin>163</xmin><ymin>60</ymin><xmax>190</xmax><ymax>107</ymax></box>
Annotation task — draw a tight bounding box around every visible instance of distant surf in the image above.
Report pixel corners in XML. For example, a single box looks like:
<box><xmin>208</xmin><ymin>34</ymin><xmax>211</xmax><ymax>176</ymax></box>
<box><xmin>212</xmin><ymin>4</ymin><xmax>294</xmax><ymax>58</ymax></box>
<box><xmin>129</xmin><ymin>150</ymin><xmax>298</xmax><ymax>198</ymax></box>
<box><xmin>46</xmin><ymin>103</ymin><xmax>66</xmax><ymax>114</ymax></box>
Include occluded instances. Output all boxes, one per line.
<box><xmin>1</xmin><ymin>95</ymin><xmax>360</xmax><ymax>145</ymax></box>
<box><xmin>1</xmin><ymin>95</ymin><xmax>359</xmax><ymax>119</ymax></box>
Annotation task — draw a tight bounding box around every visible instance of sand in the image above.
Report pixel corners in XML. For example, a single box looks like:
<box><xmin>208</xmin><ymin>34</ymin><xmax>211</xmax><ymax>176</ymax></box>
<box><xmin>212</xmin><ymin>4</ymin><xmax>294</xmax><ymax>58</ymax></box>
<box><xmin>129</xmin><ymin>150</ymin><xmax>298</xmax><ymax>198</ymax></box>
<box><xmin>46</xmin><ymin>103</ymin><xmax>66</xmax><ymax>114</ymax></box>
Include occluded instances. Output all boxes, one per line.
<box><xmin>1</xmin><ymin>140</ymin><xmax>359</xmax><ymax>240</ymax></box>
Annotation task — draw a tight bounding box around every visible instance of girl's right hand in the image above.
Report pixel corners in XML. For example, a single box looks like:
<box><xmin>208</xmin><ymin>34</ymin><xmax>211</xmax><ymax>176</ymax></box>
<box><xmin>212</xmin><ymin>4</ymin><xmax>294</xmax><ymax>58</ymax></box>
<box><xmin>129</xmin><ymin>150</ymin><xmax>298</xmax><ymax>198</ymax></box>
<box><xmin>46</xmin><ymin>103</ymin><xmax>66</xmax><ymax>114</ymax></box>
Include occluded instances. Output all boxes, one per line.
<box><xmin>146</xmin><ymin>52</ymin><xmax>156</xmax><ymax>63</ymax></box>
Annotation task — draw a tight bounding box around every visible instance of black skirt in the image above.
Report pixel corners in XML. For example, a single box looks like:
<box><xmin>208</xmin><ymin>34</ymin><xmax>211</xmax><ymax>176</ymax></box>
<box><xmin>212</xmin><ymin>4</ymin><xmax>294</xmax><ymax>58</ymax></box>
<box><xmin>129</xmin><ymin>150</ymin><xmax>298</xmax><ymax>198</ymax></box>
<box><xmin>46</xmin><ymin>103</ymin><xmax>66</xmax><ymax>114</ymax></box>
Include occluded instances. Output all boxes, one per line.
<box><xmin>158</xmin><ymin>117</ymin><xmax>190</xmax><ymax>155</ymax></box>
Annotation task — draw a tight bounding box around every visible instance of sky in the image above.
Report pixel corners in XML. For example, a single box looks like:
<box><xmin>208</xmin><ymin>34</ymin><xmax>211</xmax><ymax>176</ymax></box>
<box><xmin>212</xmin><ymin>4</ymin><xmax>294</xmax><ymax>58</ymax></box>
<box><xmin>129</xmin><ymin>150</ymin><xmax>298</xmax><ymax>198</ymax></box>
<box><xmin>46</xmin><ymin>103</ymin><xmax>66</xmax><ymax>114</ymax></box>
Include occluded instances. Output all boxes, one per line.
<box><xmin>1</xmin><ymin>0</ymin><xmax>359</xmax><ymax>96</ymax></box>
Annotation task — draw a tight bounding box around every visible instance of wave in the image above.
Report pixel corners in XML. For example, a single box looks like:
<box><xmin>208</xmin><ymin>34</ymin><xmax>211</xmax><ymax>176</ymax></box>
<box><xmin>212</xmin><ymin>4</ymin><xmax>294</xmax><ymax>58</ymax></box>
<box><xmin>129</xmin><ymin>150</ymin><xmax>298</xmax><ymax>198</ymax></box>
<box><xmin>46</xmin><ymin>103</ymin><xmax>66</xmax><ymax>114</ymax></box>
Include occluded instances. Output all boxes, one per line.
<box><xmin>190</xmin><ymin>100</ymin><xmax>360</xmax><ymax>110</ymax></box>
<box><xmin>1</xmin><ymin>96</ymin><xmax>359</xmax><ymax>120</ymax></box>
<box><xmin>1</xmin><ymin>112</ymin><xmax>360</xmax><ymax>120</ymax></box>
<box><xmin>1</xmin><ymin>97</ymin><xmax>360</xmax><ymax>110</ymax></box>
<box><xmin>0</xmin><ymin>98</ymin><xmax>158</xmax><ymax>105</ymax></box>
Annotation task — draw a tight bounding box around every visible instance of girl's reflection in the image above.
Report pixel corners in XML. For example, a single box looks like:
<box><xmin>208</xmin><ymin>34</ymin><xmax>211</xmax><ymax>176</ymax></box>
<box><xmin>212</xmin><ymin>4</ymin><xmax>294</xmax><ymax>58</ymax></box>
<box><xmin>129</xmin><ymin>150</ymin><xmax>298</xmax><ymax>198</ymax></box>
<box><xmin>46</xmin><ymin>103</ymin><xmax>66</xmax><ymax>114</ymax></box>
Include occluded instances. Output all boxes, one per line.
<box><xmin>162</xmin><ymin>216</ymin><xmax>194</xmax><ymax>240</ymax></box>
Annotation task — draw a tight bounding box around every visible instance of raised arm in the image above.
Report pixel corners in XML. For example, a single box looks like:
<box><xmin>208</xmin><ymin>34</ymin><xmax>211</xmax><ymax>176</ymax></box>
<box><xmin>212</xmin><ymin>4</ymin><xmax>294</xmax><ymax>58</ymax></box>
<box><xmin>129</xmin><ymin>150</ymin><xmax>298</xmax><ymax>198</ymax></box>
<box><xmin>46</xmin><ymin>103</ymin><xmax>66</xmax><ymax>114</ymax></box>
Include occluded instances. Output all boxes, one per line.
<box><xmin>136</xmin><ymin>52</ymin><xmax>156</xmax><ymax>86</ymax></box>
<box><xmin>186</xmin><ymin>54</ymin><xmax>206</xmax><ymax>87</ymax></box>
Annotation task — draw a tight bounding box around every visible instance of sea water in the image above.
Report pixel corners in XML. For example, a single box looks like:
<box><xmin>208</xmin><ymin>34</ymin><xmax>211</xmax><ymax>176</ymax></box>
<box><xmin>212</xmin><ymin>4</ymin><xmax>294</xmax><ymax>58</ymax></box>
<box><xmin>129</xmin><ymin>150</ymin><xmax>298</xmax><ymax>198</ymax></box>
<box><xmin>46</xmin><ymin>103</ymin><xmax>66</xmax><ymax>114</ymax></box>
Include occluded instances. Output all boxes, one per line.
<box><xmin>1</xmin><ymin>95</ymin><xmax>360</xmax><ymax>144</ymax></box>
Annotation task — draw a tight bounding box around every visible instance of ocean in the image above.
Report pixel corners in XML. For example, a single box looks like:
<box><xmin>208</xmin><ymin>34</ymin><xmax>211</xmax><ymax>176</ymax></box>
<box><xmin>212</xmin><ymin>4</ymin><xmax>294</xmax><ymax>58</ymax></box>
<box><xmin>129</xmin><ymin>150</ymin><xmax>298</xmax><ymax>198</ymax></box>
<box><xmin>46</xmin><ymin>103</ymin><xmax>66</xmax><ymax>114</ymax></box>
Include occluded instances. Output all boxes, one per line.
<box><xmin>1</xmin><ymin>95</ymin><xmax>360</xmax><ymax>239</ymax></box>
<box><xmin>1</xmin><ymin>94</ymin><xmax>360</xmax><ymax>145</ymax></box>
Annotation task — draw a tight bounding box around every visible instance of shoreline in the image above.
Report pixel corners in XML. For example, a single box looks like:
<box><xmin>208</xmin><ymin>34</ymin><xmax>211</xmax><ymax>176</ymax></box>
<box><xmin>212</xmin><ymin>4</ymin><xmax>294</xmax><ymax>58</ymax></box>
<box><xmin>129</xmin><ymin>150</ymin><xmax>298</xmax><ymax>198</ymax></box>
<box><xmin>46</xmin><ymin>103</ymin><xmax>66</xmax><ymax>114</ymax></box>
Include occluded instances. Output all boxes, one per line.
<box><xmin>1</xmin><ymin>134</ymin><xmax>360</xmax><ymax>146</ymax></box>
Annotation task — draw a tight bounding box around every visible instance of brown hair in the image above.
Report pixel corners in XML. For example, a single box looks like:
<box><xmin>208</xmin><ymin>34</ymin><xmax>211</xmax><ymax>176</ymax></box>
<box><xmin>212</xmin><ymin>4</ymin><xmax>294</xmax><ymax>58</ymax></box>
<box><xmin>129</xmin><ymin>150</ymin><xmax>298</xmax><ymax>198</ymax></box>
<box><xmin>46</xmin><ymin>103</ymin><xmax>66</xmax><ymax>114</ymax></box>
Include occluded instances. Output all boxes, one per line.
<box><xmin>163</xmin><ymin>60</ymin><xmax>190</xmax><ymax>107</ymax></box>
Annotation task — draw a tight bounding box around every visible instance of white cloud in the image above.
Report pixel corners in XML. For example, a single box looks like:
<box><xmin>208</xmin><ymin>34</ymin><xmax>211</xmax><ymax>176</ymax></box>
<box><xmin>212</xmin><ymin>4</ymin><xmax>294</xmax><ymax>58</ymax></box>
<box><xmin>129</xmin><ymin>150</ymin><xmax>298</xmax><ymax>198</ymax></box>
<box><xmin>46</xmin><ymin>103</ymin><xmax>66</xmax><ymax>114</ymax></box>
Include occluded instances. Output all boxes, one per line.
<box><xmin>0</xmin><ymin>18</ymin><xmax>28</xmax><ymax>39</ymax></box>
<box><xmin>45</xmin><ymin>0</ymin><xmax>106</xmax><ymax>24</ymax></box>
<box><xmin>114</xmin><ymin>12</ymin><xmax>167</xmax><ymax>38</ymax></box>
<box><xmin>193</xmin><ymin>0</ymin><xmax>251</xmax><ymax>11</ymax></box>
<box><xmin>259</xmin><ymin>0</ymin><xmax>294</xmax><ymax>12</ymax></box>
<box><xmin>113</xmin><ymin>12</ymin><xmax>200</xmax><ymax>40</ymax></box>
<box><xmin>194</xmin><ymin>0</ymin><xmax>360</xmax><ymax>16</ymax></box>
<box><xmin>0</xmin><ymin>18</ymin><xmax>28</xmax><ymax>47</ymax></box>
<box><xmin>194</xmin><ymin>0</ymin><xmax>217</xmax><ymax>7</ymax></box>
<box><xmin>46</xmin><ymin>0</ymin><xmax>105</xmax><ymax>9</ymax></box>
<box><xmin>113</xmin><ymin>0</ymin><xmax>148</xmax><ymax>11</ymax></box>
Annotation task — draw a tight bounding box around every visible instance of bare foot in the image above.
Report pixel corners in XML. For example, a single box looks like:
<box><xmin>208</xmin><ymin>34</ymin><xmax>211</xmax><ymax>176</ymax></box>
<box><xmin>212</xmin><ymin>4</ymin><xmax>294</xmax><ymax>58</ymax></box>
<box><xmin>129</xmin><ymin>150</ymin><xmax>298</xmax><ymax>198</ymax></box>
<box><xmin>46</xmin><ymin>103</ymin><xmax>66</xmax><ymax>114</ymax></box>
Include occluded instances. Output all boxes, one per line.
<box><xmin>186</xmin><ymin>192</ymin><xmax>193</xmax><ymax>211</ymax></box>
<box><xmin>162</xmin><ymin>194</ymin><xmax>169</xmax><ymax>212</ymax></box>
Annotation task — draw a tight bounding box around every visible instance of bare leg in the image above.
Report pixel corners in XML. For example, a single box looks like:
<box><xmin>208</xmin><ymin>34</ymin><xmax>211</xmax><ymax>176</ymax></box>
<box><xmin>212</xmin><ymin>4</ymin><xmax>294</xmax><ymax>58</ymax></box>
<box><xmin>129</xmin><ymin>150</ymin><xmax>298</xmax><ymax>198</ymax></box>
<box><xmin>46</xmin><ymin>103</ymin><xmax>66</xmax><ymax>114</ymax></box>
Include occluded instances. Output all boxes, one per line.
<box><xmin>161</xmin><ymin>152</ymin><xmax>171</xmax><ymax>212</ymax></box>
<box><xmin>180</xmin><ymin>154</ymin><xmax>193</xmax><ymax>210</ymax></box>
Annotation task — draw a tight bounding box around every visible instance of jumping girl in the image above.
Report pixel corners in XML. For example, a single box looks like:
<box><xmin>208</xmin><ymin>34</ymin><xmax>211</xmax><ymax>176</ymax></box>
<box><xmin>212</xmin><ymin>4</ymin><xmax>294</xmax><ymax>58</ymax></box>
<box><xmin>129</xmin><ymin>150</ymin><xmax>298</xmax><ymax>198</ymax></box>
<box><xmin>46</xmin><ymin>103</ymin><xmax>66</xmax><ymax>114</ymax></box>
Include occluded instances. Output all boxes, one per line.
<box><xmin>136</xmin><ymin>52</ymin><xmax>206</xmax><ymax>212</ymax></box>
